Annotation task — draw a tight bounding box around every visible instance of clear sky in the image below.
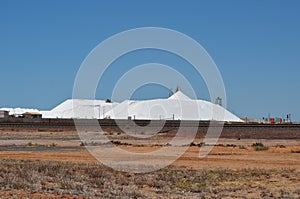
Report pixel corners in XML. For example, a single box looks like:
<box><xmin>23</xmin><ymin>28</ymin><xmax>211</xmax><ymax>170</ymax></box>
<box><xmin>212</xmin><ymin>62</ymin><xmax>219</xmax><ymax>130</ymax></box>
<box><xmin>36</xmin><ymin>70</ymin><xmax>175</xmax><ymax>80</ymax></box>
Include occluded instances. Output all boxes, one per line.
<box><xmin>0</xmin><ymin>0</ymin><xmax>299</xmax><ymax>121</ymax></box>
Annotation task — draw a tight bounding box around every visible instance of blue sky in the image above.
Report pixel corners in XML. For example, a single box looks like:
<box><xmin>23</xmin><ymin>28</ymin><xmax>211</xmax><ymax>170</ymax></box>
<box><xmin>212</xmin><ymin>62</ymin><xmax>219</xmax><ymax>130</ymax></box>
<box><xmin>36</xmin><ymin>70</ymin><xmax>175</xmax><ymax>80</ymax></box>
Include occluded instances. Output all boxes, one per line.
<box><xmin>0</xmin><ymin>0</ymin><xmax>299</xmax><ymax>121</ymax></box>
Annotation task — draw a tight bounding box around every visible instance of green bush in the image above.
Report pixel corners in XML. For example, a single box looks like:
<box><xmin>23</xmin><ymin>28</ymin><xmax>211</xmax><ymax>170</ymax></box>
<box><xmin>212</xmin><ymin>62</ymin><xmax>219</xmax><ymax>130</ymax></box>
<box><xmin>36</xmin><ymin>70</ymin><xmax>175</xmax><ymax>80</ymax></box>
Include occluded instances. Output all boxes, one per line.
<box><xmin>252</xmin><ymin>142</ymin><xmax>264</xmax><ymax>147</ymax></box>
<box><xmin>252</xmin><ymin>143</ymin><xmax>268</xmax><ymax>151</ymax></box>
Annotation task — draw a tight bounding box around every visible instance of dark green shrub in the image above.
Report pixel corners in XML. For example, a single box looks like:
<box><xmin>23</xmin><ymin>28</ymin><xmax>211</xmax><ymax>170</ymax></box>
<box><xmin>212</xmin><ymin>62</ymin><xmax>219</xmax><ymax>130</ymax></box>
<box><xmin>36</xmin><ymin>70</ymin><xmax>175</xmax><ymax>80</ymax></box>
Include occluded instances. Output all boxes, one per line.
<box><xmin>252</xmin><ymin>143</ymin><xmax>268</xmax><ymax>151</ymax></box>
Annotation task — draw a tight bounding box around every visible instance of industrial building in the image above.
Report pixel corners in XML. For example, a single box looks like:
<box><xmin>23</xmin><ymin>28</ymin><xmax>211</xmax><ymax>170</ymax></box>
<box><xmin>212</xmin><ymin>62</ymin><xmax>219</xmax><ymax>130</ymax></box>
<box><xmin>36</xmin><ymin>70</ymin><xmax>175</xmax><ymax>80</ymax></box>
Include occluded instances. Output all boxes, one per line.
<box><xmin>22</xmin><ymin>112</ymin><xmax>42</xmax><ymax>119</ymax></box>
<box><xmin>0</xmin><ymin>108</ymin><xmax>40</xmax><ymax>118</ymax></box>
<box><xmin>0</xmin><ymin>110</ymin><xmax>9</xmax><ymax>119</ymax></box>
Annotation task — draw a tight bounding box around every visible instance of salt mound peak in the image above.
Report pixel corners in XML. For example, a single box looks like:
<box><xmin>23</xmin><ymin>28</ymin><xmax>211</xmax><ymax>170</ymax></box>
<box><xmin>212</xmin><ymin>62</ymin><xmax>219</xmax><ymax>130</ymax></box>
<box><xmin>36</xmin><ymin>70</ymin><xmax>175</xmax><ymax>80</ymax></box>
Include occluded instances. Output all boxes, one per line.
<box><xmin>168</xmin><ymin>91</ymin><xmax>191</xmax><ymax>101</ymax></box>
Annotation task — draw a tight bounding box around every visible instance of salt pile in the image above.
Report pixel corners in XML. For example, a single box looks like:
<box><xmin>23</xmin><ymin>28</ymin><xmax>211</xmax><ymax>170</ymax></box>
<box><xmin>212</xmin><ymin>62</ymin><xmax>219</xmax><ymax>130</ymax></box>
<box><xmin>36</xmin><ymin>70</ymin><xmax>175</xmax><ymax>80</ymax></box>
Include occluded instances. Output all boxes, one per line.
<box><xmin>1</xmin><ymin>91</ymin><xmax>243</xmax><ymax>122</ymax></box>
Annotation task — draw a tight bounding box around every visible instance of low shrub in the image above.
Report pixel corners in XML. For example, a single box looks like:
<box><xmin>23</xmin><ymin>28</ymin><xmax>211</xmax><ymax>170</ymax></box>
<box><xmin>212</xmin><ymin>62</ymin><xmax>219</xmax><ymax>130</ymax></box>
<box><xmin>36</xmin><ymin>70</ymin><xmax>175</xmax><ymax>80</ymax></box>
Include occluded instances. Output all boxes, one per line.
<box><xmin>226</xmin><ymin>144</ymin><xmax>237</xmax><ymax>147</ymax></box>
<box><xmin>0</xmin><ymin>160</ymin><xmax>298</xmax><ymax>198</ymax></box>
<box><xmin>291</xmin><ymin>149</ymin><xmax>300</xmax><ymax>153</ymax></box>
<box><xmin>275</xmin><ymin>144</ymin><xmax>286</xmax><ymax>148</ymax></box>
<box><xmin>252</xmin><ymin>143</ymin><xmax>268</xmax><ymax>151</ymax></box>
<box><xmin>252</xmin><ymin>142</ymin><xmax>264</xmax><ymax>147</ymax></box>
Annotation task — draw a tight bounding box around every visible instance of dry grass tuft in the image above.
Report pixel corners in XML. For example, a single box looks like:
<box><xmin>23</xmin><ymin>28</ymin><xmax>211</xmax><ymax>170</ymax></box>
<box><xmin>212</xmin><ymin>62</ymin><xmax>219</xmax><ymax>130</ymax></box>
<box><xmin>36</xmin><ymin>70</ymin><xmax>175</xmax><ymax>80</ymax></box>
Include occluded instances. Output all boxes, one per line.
<box><xmin>0</xmin><ymin>159</ymin><xmax>299</xmax><ymax>198</ymax></box>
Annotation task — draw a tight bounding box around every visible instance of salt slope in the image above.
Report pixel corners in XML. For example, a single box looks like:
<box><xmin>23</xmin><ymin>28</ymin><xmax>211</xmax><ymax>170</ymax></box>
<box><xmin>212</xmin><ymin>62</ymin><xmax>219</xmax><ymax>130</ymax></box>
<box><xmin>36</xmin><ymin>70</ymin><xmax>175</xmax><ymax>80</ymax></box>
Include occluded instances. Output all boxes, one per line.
<box><xmin>41</xmin><ymin>99</ymin><xmax>118</xmax><ymax>119</ymax></box>
<box><xmin>1</xmin><ymin>91</ymin><xmax>242</xmax><ymax>122</ymax></box>
<box><xmin>105</xmin><ymin>91</ymin><xmax>243</xmax><ymax>122</ymax></box>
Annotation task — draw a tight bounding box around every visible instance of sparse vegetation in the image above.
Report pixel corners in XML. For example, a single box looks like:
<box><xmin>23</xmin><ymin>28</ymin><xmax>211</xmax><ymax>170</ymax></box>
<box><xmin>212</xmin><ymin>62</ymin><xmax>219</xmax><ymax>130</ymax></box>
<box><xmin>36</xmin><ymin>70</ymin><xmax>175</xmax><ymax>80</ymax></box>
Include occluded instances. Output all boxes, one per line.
<box><xmin>0</xmin><ymin>159</ymin><xmax>298</xmax><ymax>198</ymax></box>
<box><xmin>252</xmin><ymin>142</ymin><xmax>264</xmax><ymax>147</ymax></box>
<box><xmin>24</xmin><ymin>142</ymin><xmax>57</xmax><ymax>148</ymax></box>
<box><xmin>275</xmin><ymin>144</ymin><xmax>286</xmax><ymax>148</ymax></box>
<box><xmin>184</xmin><ymin>142</ymin><xmax>206</xmax><ymax>147</ymax></box>
<box><xmin>25</xmin><ymin>142</ymin><xmax>34</xmax><ymax>147</ymax></box>
<box><xmin>0</xmin><ymin>128</ymin><xmax>299</xmax><ymax>198</ymax></box>
<box><xmin>226</xmin><ymin>144</ymin><xmax>237</xmax><ymax>147</ymax></box>
<box><xmin>49</xmin><ymin>143</ymin><xmax>57</xmax><ymax>147</ymax></box>
<box><xmin>252</xmin><ymin>142</ymin><xmax>269</xmax><ymax>151</ymax></box>
<box><xmin>291</xmin><ymin>149</ymin><xmax>300</xmax><ymax>153</ymax></box>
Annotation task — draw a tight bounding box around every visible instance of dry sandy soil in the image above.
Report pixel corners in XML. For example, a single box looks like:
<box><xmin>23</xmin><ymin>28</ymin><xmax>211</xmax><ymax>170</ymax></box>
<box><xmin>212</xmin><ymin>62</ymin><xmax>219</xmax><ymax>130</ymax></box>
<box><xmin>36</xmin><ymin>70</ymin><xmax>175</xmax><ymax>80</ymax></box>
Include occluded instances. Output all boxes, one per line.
<box><xmin>0</xmin><ymin>130</ymin><xmax>299</xmax><ymax>198</ymax></box>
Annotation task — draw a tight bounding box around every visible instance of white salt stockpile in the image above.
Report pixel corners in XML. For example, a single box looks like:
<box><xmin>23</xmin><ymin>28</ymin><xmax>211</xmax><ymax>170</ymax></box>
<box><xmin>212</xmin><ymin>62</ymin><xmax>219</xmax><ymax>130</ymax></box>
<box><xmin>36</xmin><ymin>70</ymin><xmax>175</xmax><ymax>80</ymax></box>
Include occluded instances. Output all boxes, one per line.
<box><xmin>41</xmin><ymin>99</ymin><xmax>118</xmax><ymax>119</ymax></box>
<box><xmin>1</xmin><ymin>91</ymin><xmax>243</xmax><ymax>122</ymax></box>
<box><xmin>105</xmin><ymin>91</ymin><xmax>243</xmax><ymax>122</ymax></box>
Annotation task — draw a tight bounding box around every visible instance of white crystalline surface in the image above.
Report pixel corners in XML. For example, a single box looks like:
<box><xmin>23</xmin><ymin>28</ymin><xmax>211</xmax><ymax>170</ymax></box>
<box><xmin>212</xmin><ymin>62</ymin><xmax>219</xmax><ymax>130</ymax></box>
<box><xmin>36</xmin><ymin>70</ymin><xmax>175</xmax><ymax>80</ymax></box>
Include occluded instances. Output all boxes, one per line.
<box><xmin>105</xmin><ymin>91</ymin><xmax>243</xmax><ymax>122</ymax></box>
<box><xmin>41</xmin><ymin>99</ymin><xmax>118</xmax><ymax>119</ymax></box>
<box><xmin>1</xmin><ymin>91</ymin><xmax>243</xmax><ymax>122</ymax></box>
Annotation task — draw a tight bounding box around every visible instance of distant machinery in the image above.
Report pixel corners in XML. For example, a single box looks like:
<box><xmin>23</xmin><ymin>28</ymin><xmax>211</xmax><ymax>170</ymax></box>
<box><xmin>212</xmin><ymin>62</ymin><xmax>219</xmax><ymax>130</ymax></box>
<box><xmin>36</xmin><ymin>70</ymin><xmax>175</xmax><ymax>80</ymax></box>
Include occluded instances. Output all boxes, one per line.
<box><xmin>215</xmin><ymin>97</ymin><xmax>222</xmax><ymax>107</ymax></box>
<box><xmin>261</xmin><ymin>113</ymin><xmax>292</xmax><ymax>124</ymax></box>
<box><xmin>287</xmin><ymin>114</ymin><xmax>292</xmax><ymax>123</ymax></box>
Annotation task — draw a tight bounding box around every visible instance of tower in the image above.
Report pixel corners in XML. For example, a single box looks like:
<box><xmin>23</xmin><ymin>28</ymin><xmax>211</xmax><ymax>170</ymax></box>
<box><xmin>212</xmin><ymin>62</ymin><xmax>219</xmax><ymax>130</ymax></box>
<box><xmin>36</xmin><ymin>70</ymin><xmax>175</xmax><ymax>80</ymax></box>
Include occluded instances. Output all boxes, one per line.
<box><xmin>215</xmin><ymin>97</ymin><xmax>222</xmax><ymax>106</ymax></box>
